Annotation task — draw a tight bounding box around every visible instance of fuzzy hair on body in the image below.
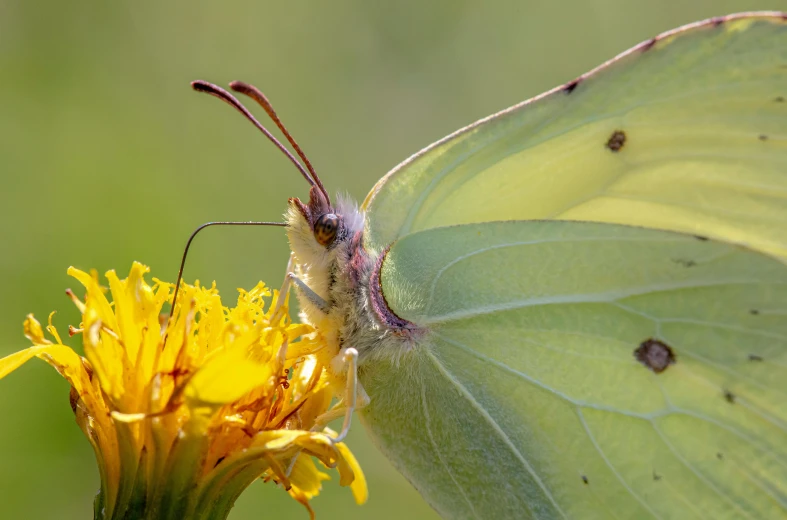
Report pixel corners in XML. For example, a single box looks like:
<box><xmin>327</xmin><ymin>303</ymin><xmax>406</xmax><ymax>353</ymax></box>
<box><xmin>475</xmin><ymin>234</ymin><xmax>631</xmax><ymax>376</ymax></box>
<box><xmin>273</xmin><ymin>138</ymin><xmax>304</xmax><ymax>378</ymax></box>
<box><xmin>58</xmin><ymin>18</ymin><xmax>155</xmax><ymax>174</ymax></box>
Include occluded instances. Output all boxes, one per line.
<box><xmin>285</xmin><ymin>191</ymin><xmax>420</xmax><ymax>370</ymax></box>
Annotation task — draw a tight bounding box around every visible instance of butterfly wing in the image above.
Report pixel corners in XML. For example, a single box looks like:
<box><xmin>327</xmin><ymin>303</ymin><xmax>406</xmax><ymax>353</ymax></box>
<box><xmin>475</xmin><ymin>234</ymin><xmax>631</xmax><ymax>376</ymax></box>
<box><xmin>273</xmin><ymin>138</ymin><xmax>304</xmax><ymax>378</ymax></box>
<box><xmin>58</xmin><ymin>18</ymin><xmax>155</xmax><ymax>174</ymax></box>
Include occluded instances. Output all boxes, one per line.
<box><xmin>359</xmin><ymin>220</ymin><xmax>787</xmax><ymax>519</ymax></box>
<box><xmin>361</xmin><ymin>13</ymin><xmax>787</xmax><ymax>259</ymax></box>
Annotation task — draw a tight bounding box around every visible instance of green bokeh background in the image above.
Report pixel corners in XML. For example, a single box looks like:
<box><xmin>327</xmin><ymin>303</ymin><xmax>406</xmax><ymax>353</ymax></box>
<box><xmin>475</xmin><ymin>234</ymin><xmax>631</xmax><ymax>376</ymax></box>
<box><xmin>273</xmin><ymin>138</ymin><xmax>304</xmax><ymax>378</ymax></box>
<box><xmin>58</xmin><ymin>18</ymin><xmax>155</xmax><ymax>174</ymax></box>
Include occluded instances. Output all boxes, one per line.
<box><xmin>0</xmin><ymin>1</ymin><xmax>780</xmax><ymax>518</ymax></box>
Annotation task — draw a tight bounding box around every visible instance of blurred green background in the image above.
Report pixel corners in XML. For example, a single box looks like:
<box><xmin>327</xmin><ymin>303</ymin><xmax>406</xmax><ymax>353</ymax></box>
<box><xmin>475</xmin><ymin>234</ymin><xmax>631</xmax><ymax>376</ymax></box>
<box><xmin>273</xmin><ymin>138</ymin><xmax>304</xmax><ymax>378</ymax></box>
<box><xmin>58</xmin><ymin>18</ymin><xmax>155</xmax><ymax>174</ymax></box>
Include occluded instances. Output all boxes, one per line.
<box><xmin>0</xmin><ymin>1</ymin><xmax>781</xmax><ymax>518</ymax></box>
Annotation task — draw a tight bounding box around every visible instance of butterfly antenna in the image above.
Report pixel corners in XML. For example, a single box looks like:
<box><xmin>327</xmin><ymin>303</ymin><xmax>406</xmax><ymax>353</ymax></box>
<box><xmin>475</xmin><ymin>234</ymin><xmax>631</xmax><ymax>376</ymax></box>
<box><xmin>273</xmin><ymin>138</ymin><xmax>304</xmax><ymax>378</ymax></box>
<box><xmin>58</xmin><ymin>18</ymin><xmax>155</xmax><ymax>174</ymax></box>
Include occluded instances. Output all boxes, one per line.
<box><xmin>163</xmin><ymin>220</ymin><xmax>287</xmax><ymax>346</ymax></box>
<box><xmin>191</xmin><ymin>80</ymin><xmax>316</xmax><ymax>189</ymax></box>
<box><xmin>230</xmin><ymin>81</ymin><xmax>330</xmax><ymax>204</ymax></box>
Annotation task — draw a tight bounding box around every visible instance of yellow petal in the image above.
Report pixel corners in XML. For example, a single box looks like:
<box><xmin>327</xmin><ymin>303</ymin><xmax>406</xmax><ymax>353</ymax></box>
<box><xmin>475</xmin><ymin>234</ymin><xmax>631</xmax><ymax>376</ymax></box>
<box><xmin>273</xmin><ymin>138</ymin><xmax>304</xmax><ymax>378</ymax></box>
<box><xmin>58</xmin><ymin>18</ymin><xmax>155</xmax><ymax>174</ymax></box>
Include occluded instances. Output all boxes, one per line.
<box><xmin>185</xmin><ymin>350</ymin><xmax>273</xmax><ymax>405</ymax></box>
<box><xmin>105</xmin><ymin>269</ymin><xmax>143</xmax><ymax>363</ymax></box>
<box><xmin>336</xmin><ymin>441</ymin><xmax>368</xmax><ymax>505</ymax></box>
<box><xmin>68</xmin><ymin>266</ymin><xmax>118</xmax><ymax>330</ymax></box>
<box><xmin>0</xmin><ymin>344</ymin><xmax>89</xmax><ymax>395</ymax></box>
<box><xmin>23</xmin><ymin>314</ymin><xmax>51</xmax><ymax>345</ymax></box>
<box><xmin>253</xmin><ymin>430</ymin><xmax>305</xmax><ymax>451</ymax></box>
<box><xmin>252</xmin><ymin>430</ymin><xmax>337</xmax><ymax>464</ymax></box>
<box><xmin>285</xmin><ymin>323</ymin><xmax>313</xmax><ymax>342</ymax></box>
<box><xmin>0</xmin><ymin>347</ymin><xmax>46</xmax><ymax>379</ymax></box>
<box><xmin>289</xmin><ymin>454</ymin><xmax>330</xmax><ymax>499</ymax></box>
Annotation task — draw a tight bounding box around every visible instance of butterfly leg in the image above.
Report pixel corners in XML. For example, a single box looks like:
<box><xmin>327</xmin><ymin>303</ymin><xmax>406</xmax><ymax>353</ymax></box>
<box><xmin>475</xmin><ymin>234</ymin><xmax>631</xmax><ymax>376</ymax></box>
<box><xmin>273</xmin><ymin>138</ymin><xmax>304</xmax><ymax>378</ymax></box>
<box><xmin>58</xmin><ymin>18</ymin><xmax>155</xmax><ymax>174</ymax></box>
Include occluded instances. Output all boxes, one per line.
<box><xmin>311</xmin><ymin>348</ymin><xmax>369</xmax><ymax>442</ymax></box>
<box><xmin>333</xmin><ymin>347</ymin><xmax>358</xmax><ymax>443</ymax></box>
<box><xmin>288</xmin><ymin>273</ymin><xmax>331</xmax><ymax>313</ymax></box>
<box><xmin>282</xmin><ymin>355</ymin><xmax>363</xmax><ymax>478</ymax></box>
<box><xmin>273</xmin><ymin>253</ymin><xmax>331</xmax><ymax>319</ymax></box>
<box><xmin>272</xmin><ymin>253</ymin><xmax>296</xmax><ymax>320</ymax></box>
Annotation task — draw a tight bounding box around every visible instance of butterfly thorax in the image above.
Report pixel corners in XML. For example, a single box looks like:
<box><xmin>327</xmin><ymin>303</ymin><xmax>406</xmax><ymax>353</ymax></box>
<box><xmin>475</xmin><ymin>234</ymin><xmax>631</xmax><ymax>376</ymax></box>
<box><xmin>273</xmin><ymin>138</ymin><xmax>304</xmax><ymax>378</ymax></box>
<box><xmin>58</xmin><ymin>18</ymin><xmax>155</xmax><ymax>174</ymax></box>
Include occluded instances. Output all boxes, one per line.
<box><xmin>286</xmin><ymin>190</ymin><xmax>421</xmax><ymax>367</ymax></box>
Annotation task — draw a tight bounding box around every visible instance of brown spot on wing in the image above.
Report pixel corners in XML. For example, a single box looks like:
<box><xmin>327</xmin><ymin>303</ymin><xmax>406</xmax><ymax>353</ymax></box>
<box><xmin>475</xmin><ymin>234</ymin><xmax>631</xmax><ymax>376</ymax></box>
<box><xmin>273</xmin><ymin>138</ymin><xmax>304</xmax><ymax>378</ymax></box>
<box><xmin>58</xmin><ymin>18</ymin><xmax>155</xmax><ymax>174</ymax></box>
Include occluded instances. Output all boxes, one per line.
<box><xmin>776</xmin><ymin>96</ymin><xmax>785</xmax><ymax>103</ymax></box>
<box><xmin>641</xmin><ymin>38</ymin><xmax>657</xmax><ymax>52</ymax></box>
<box><xmin>564</xmin><ymin>79</ymin><xmax>581</xmax><ymax>94</ymax></box>
<box><xmin>750</xmin><ymin>309</ymin><xmax>760</xmax><ymax>315</ymax></box>
<box><xmin>724</xmin><ymin>390</ymin><xmax>736</xmax><ymax>404</ymax></box>
<box><xmin>634</xmin><ymin>339</ymin><xmax>675</xmax><ymax>373</ymax></box>
<box><xmin>759</xmin><ymin>134</ymin><xmax>769</xmax><ymax>141</ymax></box>
<box><xmin>694</xmin><ymin>235</ymin><xmax>708</xmax><ymax>241</ymax></box>
<box><xmin>581</xmin><ymin>475</ymin><xmax>589</xmax><ymax>485</ymax></box>
<box><xmin>748</xmin><ymin>354</ymin><xmax>764</xmax><ymax>362</ymax></box>
<box><xmin>606</xmin><ymin>130</ymin><xmax>626</xmax><ymax>152</ymax></box>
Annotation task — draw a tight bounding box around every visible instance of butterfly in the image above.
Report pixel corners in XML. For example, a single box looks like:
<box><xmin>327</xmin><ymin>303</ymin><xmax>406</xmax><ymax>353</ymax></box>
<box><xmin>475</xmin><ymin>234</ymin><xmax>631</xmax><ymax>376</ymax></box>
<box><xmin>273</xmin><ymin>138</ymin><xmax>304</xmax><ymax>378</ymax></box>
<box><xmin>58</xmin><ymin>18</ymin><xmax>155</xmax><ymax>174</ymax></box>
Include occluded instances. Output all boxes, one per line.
<box><xmin>193</xmin><ymin>12</ymin><xmax>787</xmax><ymax>520</ymax></box>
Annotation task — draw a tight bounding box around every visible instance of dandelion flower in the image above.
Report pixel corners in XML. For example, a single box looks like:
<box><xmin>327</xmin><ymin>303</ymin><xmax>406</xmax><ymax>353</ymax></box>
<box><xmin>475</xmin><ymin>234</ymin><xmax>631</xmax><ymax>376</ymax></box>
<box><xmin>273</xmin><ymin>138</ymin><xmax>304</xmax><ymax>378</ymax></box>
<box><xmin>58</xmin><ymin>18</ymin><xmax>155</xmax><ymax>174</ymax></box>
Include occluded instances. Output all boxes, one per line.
<box><xmin>0</xmin><ymin>262</ymin><xmax>366</xmax><ymax>520</ymax></box>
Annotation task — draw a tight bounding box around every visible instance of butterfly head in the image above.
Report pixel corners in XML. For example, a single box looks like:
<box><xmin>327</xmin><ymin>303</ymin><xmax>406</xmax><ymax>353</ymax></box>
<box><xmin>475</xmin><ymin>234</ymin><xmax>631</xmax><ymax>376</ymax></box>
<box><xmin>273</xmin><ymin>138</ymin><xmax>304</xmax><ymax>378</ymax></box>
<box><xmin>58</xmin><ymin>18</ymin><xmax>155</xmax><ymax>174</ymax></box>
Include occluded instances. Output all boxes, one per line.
<box><xmin>287</xmin><ymin>187</ymin><xmax>364</xmax><ymax>266</ymax></box>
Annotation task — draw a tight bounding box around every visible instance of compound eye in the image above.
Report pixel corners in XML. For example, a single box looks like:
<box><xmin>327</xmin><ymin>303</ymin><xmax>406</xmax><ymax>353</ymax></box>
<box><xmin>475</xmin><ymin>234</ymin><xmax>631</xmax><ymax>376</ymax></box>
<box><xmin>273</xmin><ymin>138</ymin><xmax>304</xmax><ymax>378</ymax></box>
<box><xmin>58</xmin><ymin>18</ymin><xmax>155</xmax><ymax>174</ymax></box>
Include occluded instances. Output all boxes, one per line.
<box><xmin>314</xmin><ymin>213</ymin><xmax>339</xmax><ymax>246</ymax></box>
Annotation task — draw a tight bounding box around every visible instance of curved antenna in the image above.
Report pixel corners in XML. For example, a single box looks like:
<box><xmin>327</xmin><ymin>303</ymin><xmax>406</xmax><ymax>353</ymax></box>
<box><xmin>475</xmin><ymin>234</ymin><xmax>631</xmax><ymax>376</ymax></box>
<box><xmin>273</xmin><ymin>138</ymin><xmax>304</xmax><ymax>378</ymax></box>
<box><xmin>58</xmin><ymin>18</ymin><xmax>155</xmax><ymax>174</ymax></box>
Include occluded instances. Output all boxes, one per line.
<box><xmin>230</xmin><ymin>81</ymin><xmax>329</xmax><ymax>203</ymax></box>
<box><xmin>191</xmin><ymin>80</ymin><xmax>316</xmax><ymax>189</ymax></box>
<box><xmin>164</xmin><ymin>220</ymin><xmax>287</xmax><ymax>344</ymax></box>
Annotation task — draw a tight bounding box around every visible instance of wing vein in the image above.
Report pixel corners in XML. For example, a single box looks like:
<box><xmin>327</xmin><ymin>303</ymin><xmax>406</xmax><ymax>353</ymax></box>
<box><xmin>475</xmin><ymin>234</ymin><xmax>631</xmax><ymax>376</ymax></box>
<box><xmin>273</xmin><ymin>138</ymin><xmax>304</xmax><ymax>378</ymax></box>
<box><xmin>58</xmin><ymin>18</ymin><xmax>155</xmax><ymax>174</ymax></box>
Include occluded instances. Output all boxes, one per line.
<box><xmin>657</xmin><ymin>408</ymin><xmax>787</xmax><ymax>469</ymax></box>
<box><xmin>396</xmin><ymin>74</ymin><xmax>785</xmax><ymax>240</ymax></box>
<box><xmin>577</xmin><ymin>408</ymin><xmax>663</xmax><ymax>520</ymax></box>
<box><xmin>425</xmin><ymin>235</ymin><xmax>695</xmax><ymax>313</ymax></box>
<box><xmin>424</xmin><ymin>349</ymin><xmax>568</xmax><ymax>519</ymax></box>
<box><xmin>434</xmin><ymin>331</ymin><xmax>653</xmax><ymax>419</ymax></box>
<box><xmin>423</xmin><ymin>280</ymin><xmax>786</xmax><ymax>324</ymax></box>
<box><xmin>419</xmin><ymin>375</ymin><xmax>481</xmax><ymax>519</ymax></box>
<box><xmin>660</xmin><ymin>318</ymin><xmax>787</xmax><ymax>342</ymax></box>
<box><xmin>650</xmin><ymin>421</ymin><xmax>755</xmax><ymax>519</ymax></box>
<box><xmin>727</xmin><ymin>454</ymin><xmax>787</xmax><ymax>512</ymax></box>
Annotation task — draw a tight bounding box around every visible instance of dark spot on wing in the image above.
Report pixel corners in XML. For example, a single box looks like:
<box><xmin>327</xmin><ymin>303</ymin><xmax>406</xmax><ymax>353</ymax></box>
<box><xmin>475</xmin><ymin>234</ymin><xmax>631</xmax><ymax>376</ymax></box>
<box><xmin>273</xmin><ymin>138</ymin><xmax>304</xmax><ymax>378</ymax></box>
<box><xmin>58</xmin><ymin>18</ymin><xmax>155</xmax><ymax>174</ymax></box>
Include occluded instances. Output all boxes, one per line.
<box><xmin>748</xmin><ymin>354</ymin><xmax>764</xmax><ymax>362</ymax></box>
<box><xmin>759</xmin><ymin>134</ymin><xmax>769</xmax><ymax>141</ymax></box>
<box><xmin>606</xmin><ymin>130</ymin><xmax>626</xmax><ymax>152</ymax></box>
<box><xmin>672</xmin><ymin>258</ymin><xmax>696</xmax><ymax>268</ymax></box>
<box><xmin>711</xmin><ymin>17</ymin><xmax>724</xmax><ymax>27</ymax></box>
<box><xmin>641</xmin><ymin>38</ymin><xmax>657</xmax><ymax>52</ymax></box>
<box><xmin>581</xmin><ymin>475</ymin><xmax>589</xmax><ymax>485</ymax></box>
<box><xmin>564</xmin><ymin>79</ymin><xmax>581</xmax><ymax>94</ymax></box>
<box><xmin>717</xmin><ymin>452</ymin><xmax>724</xmax><ymax>460</ymax></box>
<box><xmin>724</xmin><ymin>390</ymin><xmax>736</xmax><ymax>404</ymax></box>
<box><xmin>776</xmin><ymin>96</ymin><xmax>785</xmax><ymax>103</ymax></box>
<box><xmin>693</xmin><ymin>235</ymin><xmax>708</xmax><ymax>241</ymax></box>
<box><xmin>653</xmin><ymin>470</ymin><xmax>661</xmax><ymax>481</ymax></box>
<box><xmin>634</xmin><ymin>339</ymin><xmax>675</xmax><ymax>373</ymax></box>
<box><xmin>750</xmin><ymin>309</ymin><xmax>760</xmax><ymax>315</ymax></box>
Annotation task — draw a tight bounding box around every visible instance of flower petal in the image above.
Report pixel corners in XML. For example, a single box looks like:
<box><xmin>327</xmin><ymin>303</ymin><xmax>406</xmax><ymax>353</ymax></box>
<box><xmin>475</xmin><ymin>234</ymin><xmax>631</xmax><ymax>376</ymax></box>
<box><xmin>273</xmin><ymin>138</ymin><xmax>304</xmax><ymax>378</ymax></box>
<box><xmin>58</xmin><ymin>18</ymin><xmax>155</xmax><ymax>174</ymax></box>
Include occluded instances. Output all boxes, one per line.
<box><xmin>0</xmin><ymin>344</ymin><xmax>89</xmax><ymax>395</ymax></box>
<box><xmin>289</xmin><ymin>453</ymin><xmax>330</xmax><ymax>499</ymax></box>
<box><xmin>68</xmin><ymin>266</ymin><xmax>118</xmax><ymax>330</ymax></box>
<box><xmin>336</xmin><ymin>441</ymin><xmax>368</xmax><ymax>504</ymax></box>
<box><xmin>23</xmin><ymin>314</ymin><xmax>51</xmax><ymax>345</ymax></box>
<box><xmin>185</xmin><ymin>350</ymin><xmax>274</xmax><ymax>406</ymax></box>
<box><xmin>0</xmin><ymin>347</ymin><xmax>46</xmax><ymax>379</ymax></box>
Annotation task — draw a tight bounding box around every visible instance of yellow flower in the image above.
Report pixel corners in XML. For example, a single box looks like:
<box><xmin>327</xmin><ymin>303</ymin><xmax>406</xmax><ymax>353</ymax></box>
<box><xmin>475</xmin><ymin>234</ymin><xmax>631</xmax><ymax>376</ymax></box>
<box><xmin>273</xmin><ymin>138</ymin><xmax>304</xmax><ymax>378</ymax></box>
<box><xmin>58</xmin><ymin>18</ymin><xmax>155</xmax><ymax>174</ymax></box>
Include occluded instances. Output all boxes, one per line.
<box><xmin>0</xmin><ymin>262</ymin><xmax>366</xmax><ymax>520</ymax></box>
